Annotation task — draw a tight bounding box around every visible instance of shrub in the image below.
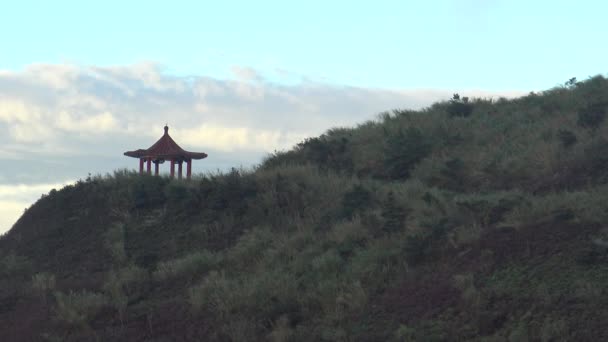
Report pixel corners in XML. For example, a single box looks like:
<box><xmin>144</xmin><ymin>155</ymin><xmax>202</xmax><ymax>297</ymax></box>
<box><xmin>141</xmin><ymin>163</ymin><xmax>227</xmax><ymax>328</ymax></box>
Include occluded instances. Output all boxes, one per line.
<box><xmin>105</xmin><ymin>223</ymin><xmax>127</xmax><ymax>266</ymax></box>
<box><xmin>453</xmin><ymin>273</ymin><xmax>482</xmax><ymax>308</ymax></box>
<box><xmin>348</xmin><ymin>237</ymin><xmax>408</xmax><ymax>292</ymax></box>
<box><xmin>404</xmin><ymin>234</ymin><xmax>429</xmax><ymax>266</ymax></box>
<box><xmin>329</xmin><ymin>218</ymin><xmax>368</xmax><ymax>256</ymax></box>
<box><xmin>311</xmin><ymin>249</ymin><xmax>343</xmax><ymax>277</ymax></box>
<box><xmin>130</xmin><ymin>175</ymin><xmax>167</xmax><ymax>209</ymax></box>
<box><xmin>221</xmin><ymin>318</ymin><xmax>258</xmax><ymax>342</ymax></box>
<box><xmin>384</xmin><ymin>127</ymin><xmax>432</xmax><ymax>180</ymax></box>
<box><xmin>447</xmin><ymin>94</ymin><xmax>474</xmax><ymax>118</ymax></box>
<box><xmin>189</xmin><ymin>271</ymin><xmax>240</xmax><ymax>317</ymax></box>
<box><xmin>335</xmin><ymin>281</ymin><xmax>367</xmax><ymax>316</ymax></box>
<box><xmin>105</xmin><ymin>264</ymin><xmax>148</xmax><ymax>295</ymax></box>
<box><xmin>577</xmin><ymin>103</ymin><xmax>607</xmax><ymax>132</ymax></box>
<box><xmin>296</xmin><ymin>136</ymin><xmax>353</xmax><ymax>172</ymax></box>
<box><xmin>454</xmin><ymin>192</ymin><xmax>523</xmax><ymax>227</ymax></box>
<box><xmin>227</xmin><ymin>227</ymin><xmax>275</xmax><ymax>269</ymax></box>
<box><xmin>557</xmin><ymin>129</ymin><xmax>577</xmax><ymax>148</ymax></box>
<box><xmin>583</xmin><ymin>139</ymin><xmax>608</xmax><ymax>181</ymax></box>
<box><xmin>54</xmin><ymin>290</ymin><xmax>107</xmax><ymax>328</ymax></box>
<box><xmin>341</xmin><ymin>184</ymin><xmax>372</xmax><ymax>219</ymax></box>
<box><xmin>565</xmin><ymin>77</ymin><xmax>578</xmax><ymax>88</ymax></box>
<box><xmin>0</xmin><ymin>253</ymin><xmax>32</xmax><ymax>278</ymax></box>
<box><xmin>103</xmin><ymin>279</ymin><xmax>128</xmax><ymax>325</ymax></box>
<box><xmin>503</xmin><ymin>186</ymin><xmax>608</xmax><ymax>227</ymax></box>
<box><xmin>267</xmin><ymin>315</ymin><xmax>294</xmax><ymax>342</ymax></box>
<box><xmin>380</xmin><ymin>192</ymin><xmax>408</xmax><ymax>234</ymax></box>
<box><xmin>190</xmin><ymin>267</ymin><xmax>301</xmax><ymax>335</ymax></box>
<box><xmin>103</xmin><ymin>265</ymin><xmax>147</xmax><ymax>325</ymax></box>
<box><xmin>404</xmin><ymin>218</ymin><xmax>453</xmax><ymax>265</ymax></box>
<box><xmin>539</xmin><ymin>317</ymin><xmax>569</xmax><ymax>342</ymax></box>
<box><xmin>394</xmin><ymin>324</ymin><xmax>417</xmax><ymax>341</ymax></box>
<box><xmin>153</xmin><ymin>250</ymin><xmax>219</xmax><ymax>281</ymax></box>
<box><xmin>31</xmin><ymin>272</ymin><xmax>56</xmax><ymax>304</ymax></box>
<box><xmin>164</xmin><ymin>180</ymin><xmax>200</xmax><ymax>216</ymax></box>
<box><xmin>438</xmin><ymin>157</ymin><xmax>467</xmax><ymax>191</ymax></box>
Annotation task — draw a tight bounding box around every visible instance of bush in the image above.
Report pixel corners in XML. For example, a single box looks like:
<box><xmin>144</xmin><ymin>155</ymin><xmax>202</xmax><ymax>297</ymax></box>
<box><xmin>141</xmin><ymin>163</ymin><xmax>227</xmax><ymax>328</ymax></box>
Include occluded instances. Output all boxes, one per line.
<box><xmin>404</xmin><ymin>218</ymin><xmax>453</xmax><ymax>265</ymax></box>
<box><xmin>164</xmin><ymin>180</ymin><xmax>200</xmax><ymax>215</ymax></box>
<box><xmin>341</xmin><ymin>184</ymin><xmax>372</xmax><ymax>219</ymax></box>
<box><xmin>227</xmin><ymin>227</ymin><xmax>280</xmax><ymax>270</ymax></box>
<box><xmin>105</xmin><ymin>264</ymin><xmax>148</xmax><ymax>294</ymax></box>
<box><xmin>267</xmin><ymin>315</ymin><xmax>294</xmax><ymax>342</ymax></box>
<box><xmin>447</xmin><ymin>94</ymin><xmax>474</xmax><ymax>118</ymax></box>
<box><xmin>0</xmin><ymin>253</ymin><xmax>32</xmax><ymax>278</ymax></box>
<box><xmin>329</xmin><ymin>218</ymin><xmax>368</xmax><ymax>257</ymax></box>
<box><xmin>348</xmin><ymin>237</ymin><xmax>408</xmax><ymax>292</ymax></box>
<box><xmin>539</xmin><ymin>317</ymin><xmax>569</xmax><ymax>342</ymax></box>
<box><xmin>577</xmin><ymin>103</ymin><xmax>607</xmax><ymax>132</ymax></box>
<box><xmin>438</xmin><ymin>157</ymin><xmax>467</xmax><ymax>191</ymax></box>
<box><xmin>31</xmin><ymin>272</ymin><xmax>56</xmax><ymax>303</ymax></box>
<box><xmin>130</xmin><ymin>175</ymin><xmax>167</xmax><ymax>209</ymax></box>
<box><xmin>557</xmin><ymin>129</ymin><xmax>577</xmax><ymax>148</ymax></box>
<box><xmin>454</xmin><ymin>192</ymin><xmax>523</xmax><ymax>226</ymax></box>
<box><xmin>105</xmin><ymin>223</ymin><xmax>127</xmax><ymax>266</ymax></box>
<box><xmin>54</xmin><ymin>290</ymin><xmax>107</xmax><ymax>328</ymax></box>
<box><xmin>381</xmin><ymin>192</ymin><xmax>408</xmax><ymax>235</ymax></box>
<box><xmin>188</xmin><ymin>271</ymin><xmax>240</xmax><ymax>316</ymax></box>
<box><xmin>103</xmin><ymin>265</ymin><xmax>147</xmax><ymax>324</ymax></box>
<box><xmin>296</xmin><ymin>136</ymin><xmax>353</xmax><ymax>172</ymax></box>
<box><xmin>384</xmin><ymin>127</ymin><xmax>432</xmax><ymax>180</ymax></box>
<box><xmin>153</xmin><ymin>250</ymin><xmax>219</xmax><ymax>281</ymax></box>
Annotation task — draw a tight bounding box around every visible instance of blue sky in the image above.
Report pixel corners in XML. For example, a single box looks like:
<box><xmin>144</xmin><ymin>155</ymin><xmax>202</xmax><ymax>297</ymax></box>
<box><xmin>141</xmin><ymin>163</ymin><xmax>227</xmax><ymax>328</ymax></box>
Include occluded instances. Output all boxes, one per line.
<box><xmin>0</xmin><ymin>0</ymin><xmax>607</xmax><ymax>233</ymax></box>
<box><xmin>2</xmin><ymin>0</ymin><xmax>606</xmax><ymax>90</ymax></box>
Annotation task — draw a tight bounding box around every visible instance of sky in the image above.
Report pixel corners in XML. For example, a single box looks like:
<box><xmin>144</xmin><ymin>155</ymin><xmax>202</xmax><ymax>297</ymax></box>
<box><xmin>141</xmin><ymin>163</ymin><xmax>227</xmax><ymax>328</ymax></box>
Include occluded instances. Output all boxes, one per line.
<box><xmin>1</xmin><ymin>0</ymin><xmax>607</xmax><ymax>234</ymax></box>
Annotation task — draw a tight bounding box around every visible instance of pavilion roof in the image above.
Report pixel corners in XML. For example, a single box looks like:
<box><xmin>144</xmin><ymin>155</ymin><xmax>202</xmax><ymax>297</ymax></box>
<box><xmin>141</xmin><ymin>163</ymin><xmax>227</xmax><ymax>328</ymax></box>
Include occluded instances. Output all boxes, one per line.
<box><xmin>124</xmin><ymin>126</ymin><xmax>208</xmax><ymax>160</ymax></box>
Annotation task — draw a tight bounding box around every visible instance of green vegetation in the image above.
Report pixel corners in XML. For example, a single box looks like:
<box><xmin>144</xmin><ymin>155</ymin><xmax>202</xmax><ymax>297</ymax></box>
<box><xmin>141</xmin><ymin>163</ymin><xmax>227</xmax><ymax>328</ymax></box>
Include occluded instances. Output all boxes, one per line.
<box><xmin>2</xmin><ymin>76</ymin><xmax>608</xmax><ymax>340</ymax></box>
<box><xmin>54</xmin><ymin>290</ymin><xmax>107</xmax><ymax>330</ymax></box>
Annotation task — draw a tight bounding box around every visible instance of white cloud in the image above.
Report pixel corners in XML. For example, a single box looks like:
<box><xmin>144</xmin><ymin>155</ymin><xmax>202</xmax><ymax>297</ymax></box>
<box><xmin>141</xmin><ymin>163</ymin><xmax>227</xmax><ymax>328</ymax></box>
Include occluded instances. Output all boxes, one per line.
<box><xmin>11</xmin><ymin>122</ymin><xmax>53</xmax><ymax>143</ymax></box>
<box><xmin>176</xmin><ymin>124</ymin><xmax>293</xmax><ymax>152</ymax></box>
<box><xmin>57</xmin><ymin>111</ymin><xmax>119</xmax><ymax>133</ymax></box>
<box><xmin>231</xmin><ymin>66</ymin><xmax>263</xmax><ymax>82</ymax></box>
<box><xmin>0</xmin><ymin>99</ymin><xmax>40</xmax><ymax>123</ymax></box>
<box><xmin>233</xmin><ymin>81</ymin><xmax>266</xmax><ymax>101</ymax></box>
<box><xmin>23</xmin><ymin>63</ymin><xmax>80</xmax><ymax>90</ymax></box>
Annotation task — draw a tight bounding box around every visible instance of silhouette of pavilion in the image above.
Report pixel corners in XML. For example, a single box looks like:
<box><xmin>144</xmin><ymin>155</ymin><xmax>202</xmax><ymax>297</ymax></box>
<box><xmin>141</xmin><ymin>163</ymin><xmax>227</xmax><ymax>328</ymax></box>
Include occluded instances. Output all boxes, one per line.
<box><xmin>124</xmin><ymin>126</ymin><xmax>207</xmax><ymax>179</ymax></box>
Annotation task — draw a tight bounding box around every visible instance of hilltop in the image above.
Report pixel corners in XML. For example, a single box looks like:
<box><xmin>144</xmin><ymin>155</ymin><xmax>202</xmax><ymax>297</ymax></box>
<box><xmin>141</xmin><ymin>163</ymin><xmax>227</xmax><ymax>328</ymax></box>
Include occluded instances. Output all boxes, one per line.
<box><xmin>2</xmin><ymin>76</ymin><xmax>608</xmax><ymax>341</ymax></box>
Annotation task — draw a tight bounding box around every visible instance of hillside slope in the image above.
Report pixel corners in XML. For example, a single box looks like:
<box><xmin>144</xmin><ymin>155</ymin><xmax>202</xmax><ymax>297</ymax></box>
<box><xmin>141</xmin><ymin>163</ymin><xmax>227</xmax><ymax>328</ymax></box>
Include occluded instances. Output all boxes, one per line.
<box><xmin>2</xmin><ymin>76</ymin><xmax>608</xmax><ymax>341</ymax></box>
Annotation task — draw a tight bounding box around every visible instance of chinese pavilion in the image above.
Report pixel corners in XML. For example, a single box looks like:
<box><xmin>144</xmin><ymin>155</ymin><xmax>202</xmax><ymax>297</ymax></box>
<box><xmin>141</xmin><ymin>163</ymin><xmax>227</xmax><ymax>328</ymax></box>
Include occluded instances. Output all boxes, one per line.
<box><xmin>124</xmin><ymin>125</ymin><xmax>207</xmax><ymax>179</ymax></box>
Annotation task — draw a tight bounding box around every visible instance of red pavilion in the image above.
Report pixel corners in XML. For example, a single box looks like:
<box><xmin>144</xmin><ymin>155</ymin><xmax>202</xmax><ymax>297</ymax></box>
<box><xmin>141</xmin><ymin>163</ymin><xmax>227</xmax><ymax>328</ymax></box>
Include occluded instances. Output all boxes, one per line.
<box><xmin>124</xmin><ymin>126</ymin><xmax>207</xmax><ymax>179</ymax></box>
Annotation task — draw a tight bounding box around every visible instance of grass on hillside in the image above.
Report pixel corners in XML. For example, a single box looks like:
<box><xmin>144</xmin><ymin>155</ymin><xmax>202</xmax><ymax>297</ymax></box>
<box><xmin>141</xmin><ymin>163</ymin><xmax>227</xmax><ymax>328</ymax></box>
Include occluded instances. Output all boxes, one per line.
<box><xmin>1</xmin><ymin>76</ymin><xmax>608</xmax><ymax>341</ymax></box>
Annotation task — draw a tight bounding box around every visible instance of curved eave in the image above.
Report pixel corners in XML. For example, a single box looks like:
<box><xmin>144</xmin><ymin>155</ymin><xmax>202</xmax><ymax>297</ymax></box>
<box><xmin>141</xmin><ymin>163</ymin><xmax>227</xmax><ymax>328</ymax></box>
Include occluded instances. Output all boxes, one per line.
<box><xmin>124</xmin><ymin>150</ymin><xmax>147</xmax><ymax>158</ymax></box>
<box><xmin>186</xmin><ymin>152</ymin><xmax>208</xmax><ymax>160</ymax></box>
<box><xmin>123</xmin><ymin>150</ymin><xmax>208</xmax><ymax>160</ymax></box>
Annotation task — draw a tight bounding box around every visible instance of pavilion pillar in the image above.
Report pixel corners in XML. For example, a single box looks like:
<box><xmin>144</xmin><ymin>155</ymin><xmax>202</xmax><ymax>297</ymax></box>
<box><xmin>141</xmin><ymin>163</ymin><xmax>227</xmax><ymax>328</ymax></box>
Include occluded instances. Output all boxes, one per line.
<box><xmin>154</xmin><ymin>160</ymin><xmax>159</xmax><ymax>176</ymax></box>
<box><xmin>178</xmin><ymin>161</ymin><xmax>183</xmax><ymax>179</ymax></box>
<box><xmin>139</xmin><ymin>158</ymin><xmax>144</xmax><ymax>174</ymax></box>
<box><xmin>146</xmin><ymin>159</ymin><xmax>152</xmax><ymax>174</ymax></box>
<box><xmin>186</xmin><ymin>159</ymin><xmax>192</xmax><ymax>179</ymax></box>
<box><xmin>170</xmin><ymin>160</ymin><xmax>175</xmax><ymax>178</ymax></box>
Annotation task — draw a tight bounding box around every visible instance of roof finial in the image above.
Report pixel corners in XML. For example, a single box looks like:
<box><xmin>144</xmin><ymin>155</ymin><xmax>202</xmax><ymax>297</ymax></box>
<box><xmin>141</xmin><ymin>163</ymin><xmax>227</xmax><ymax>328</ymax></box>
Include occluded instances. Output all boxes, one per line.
<box><xmin>164</xmin><ymin>124</ymin><xmax>169</xmax><ymax>135</ymax></box>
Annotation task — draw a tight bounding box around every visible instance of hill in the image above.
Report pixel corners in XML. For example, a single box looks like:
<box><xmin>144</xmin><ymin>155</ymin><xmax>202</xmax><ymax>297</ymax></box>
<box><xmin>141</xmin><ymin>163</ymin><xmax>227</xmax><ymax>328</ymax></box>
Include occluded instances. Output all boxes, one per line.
<box><xmin>2</xmin><ymin>76</ymin><xmax>608</xmax><ymax>341</ymax></box>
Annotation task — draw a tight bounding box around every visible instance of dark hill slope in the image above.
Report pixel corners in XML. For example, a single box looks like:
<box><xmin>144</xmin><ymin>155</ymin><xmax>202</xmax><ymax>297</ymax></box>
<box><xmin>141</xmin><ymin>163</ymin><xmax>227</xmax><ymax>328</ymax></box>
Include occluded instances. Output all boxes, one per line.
<box><xmin>2</xmin><ymin>76</ymin><xmax>608</xmax><ymax>341</ymax></box>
